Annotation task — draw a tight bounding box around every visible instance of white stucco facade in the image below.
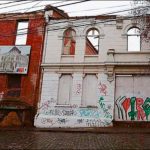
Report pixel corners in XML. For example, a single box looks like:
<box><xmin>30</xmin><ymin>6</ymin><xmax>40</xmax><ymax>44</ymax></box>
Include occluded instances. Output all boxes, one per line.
<box><xmin>34</xmin><ymin>15</ymin><xmax>150</xmax><ymax>128</ymax></box>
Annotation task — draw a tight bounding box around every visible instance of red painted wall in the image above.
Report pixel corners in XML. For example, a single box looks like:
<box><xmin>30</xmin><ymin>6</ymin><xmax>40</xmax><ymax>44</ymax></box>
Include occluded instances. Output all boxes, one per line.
<box><xmin>0</xmin><ymin>14</ymin><xmax>45</xmax><ymax>107</ymax></box>
<box><xmin>0</xmin><ymin>9</ymin><xmax>68</xmax><ymax>127</ymax></box>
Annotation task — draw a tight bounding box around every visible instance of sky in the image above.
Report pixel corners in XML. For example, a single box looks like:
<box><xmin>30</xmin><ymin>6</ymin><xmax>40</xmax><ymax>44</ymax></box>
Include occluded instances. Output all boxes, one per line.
<box><xmin>0</xmin><ymin>1</ymin><xmax>134</xmax><ymax>16</ymax></box>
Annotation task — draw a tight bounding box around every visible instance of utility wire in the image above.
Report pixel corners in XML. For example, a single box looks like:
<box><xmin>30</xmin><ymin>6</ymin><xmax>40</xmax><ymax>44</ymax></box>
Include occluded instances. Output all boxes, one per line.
<box><xmin>0</xmin><ymin>1</ymin><xmax>37</xmax><ymax>10</ymax></box>
<box><xmin>0</xmin><ymin>1</ymin><xmax>146</xmax><ymax>22</ymax></box>
<box><xmin>56</xmin><ymin>0</ymin><xmax>91</xmax><ymax>8</ymax></box>
<box><xmin>0</xmin><ymin>0</ymin><xmax>90</xmax><ymax>11</ymax></box>
<box><xmin>0</xmin><ymin>7</ymin><xmax>148</xmax><ymax>36</ymax></box>
<box><xmin>0</xmin><ymin>15</ymin><xmax>141</xmax><ymax>38</ymax></box>
<box><xmin>0</xmin><ymin>1</ymin><xmax>148</xmax><ymax>36</ymax></box>
<box><xmin>0</xmin><ymin>1</ymin><xmax>70</xmax><ymax>14</ymax></box>
<box><xmin>0</xmin><ymin>3</ymin><xmax>148</xmax><ymax>29</ymax></box>
<box><xmin>0</xmin><ymin>0</ymin><xmax>26</xmax><ymax>6</ymax></box>
<box><xmin>66</xmin><ymin>4</ymin><xmax>130</xmax><ymax>13</ymax></box>
<box><xmin>0</xmin><ymin>0</ymin><xmax>86</xmax><ymax>13</ymax></box>
<box><xmin>24</xmin><ymin>1</ymin><xmax>42</xmax><ymax>13</ymax></box>
<box><xmin>0</xmin><ymin>1</ymin><xmax>130</xmax><ymax>15</ymax></box>
<box><xmin>0</xmin><ymin>0</ymin><xmax>91</xmax><ymax>20</ymax></box>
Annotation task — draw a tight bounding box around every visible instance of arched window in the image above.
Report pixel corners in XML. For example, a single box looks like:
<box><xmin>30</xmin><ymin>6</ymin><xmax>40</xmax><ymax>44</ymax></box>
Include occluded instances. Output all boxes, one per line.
<box><xmin>127</xmin><ymin>27</ymin><xmax>140</xmax><ymax>51</ymax></box>
<box><xmin>85</xmin><ymin>28</ymin><xmax>99</xmax><ymax>55</ymax></box>
<box><xmin>63</xmin><ymin>28</ymin><xmax>76</xmax><ymax>55</ymax></box>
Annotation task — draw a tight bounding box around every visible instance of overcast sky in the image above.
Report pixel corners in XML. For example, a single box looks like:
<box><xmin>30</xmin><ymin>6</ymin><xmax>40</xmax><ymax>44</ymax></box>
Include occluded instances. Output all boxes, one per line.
<box><xmin>0</xmin><ymin>1</ymin><xmax>134</xmax><ymax>16</ymax></box>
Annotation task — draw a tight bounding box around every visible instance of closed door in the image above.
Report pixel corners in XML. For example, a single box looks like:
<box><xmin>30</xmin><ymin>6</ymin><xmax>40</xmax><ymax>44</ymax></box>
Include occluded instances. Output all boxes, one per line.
<box><xmin>115</xmin><ymin>75</ymin><xmax>150</xmax><ymax>121</ymax></box>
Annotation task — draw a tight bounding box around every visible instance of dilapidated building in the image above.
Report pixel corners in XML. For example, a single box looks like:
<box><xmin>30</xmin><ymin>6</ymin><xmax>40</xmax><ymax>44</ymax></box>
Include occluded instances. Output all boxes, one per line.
<box><xmin>34</xmin><ymin>6</ymin><xmax>150</xmax><ymax>128</ymax></box>
<box><xmin>0</xmin><ymin>6</ymin><xmax>68</xmax><ymax>127</ymax></box>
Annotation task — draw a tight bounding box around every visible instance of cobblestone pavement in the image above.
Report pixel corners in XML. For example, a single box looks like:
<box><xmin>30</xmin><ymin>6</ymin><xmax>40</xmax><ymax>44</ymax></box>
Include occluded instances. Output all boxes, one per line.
<box><xmin>0</xmin><ymin>129</ymin><xmax>150</xmax><ymax>150</ymax></box>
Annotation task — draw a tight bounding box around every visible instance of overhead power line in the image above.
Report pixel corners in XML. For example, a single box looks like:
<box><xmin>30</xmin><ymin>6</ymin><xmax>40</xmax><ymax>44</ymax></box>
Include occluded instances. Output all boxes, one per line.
<box><xmin>0</xmin><ymin>0</ymin><xmax>90</xmax><ymax>13</ymax></box>
<box><xmin>66</xmin><ymin>4</ymin><xmax>130</xmax><ymax>13</ymax></box>
<box><xmin>0</xmin><ymin>1</ymin><xmax>69</xmax><ymax>14</ymax></box>
<box><xmin>56</xmin><ymin>0</ymin><xmax>91</xmax><ymax>8</ymax></box>
<box><xmin>0</xmin><ymin>0</ymin><xmax>148</xmax><ymax>36</ymax></box>
<box><xmin>0</xmin><ymin>0</ymin><xmax>91</xmax><ymax>20</ymax></box>
<box><xmin>0</xmin><ymin>1</ymin><xmax>130</xmax><ymax>15</ymax></box>
<box><xmin>24</xmin><ymin>1</ymin><xmax>42</xmax><ymax>13</ymax></box>
<box><xmin>0</xmin><ymin>0</ymin><xmax>25</xmax><ymax>6</ymax></box>
<box><xmin>0</xmin><ymin>15</ymin><xmax>141</xmax><ymax>38</ymax></box>
<box><xmin>0</xmin><ymin>1</ymin><xmax>37</xmax><ymax>10</ymax></box>
<box><xmin>0</xmin><ymin>4</ymin><xmax>148</xmax><ymax>36</ymax></box>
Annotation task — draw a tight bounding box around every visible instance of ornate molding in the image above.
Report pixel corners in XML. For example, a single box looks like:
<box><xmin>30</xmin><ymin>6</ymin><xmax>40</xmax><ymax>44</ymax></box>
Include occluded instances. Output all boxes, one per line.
<box><xmin>107</xmin><ymin>49</ymin><xmax>115</xmax><ymax>62</ymax></box>
<box><xmin>106</xmin><ymin>65</ymin><xmax>114</xmax><ymax>82</ymax></box>
<box><xmin>116</xmin><ymin>16</ymin><xmax>123</xmax><ymax>29</ymax></box>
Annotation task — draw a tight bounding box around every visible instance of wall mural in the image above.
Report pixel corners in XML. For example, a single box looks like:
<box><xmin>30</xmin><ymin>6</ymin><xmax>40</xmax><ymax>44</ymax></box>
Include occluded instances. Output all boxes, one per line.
<box><xmin>115</xmin><ymin>96</ymin><xmax>150</xmax><ymax>121</ymax></box>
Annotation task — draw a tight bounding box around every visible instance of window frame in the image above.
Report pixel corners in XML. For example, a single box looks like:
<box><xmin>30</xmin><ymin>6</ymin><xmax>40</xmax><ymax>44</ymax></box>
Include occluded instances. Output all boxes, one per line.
<box><xmin>57</xmin><ymin>74</ymin><xmax>73</xmax><ymax>105</ymax></box>
<box><xmin>15</xmin><ymin>20</ymin><xmax>29</xmax><ymax>46</ymax></box>
<box><xmin>81</xmin><ymin>74</ymin><xmax>98</xmax><ymax>107</ymax></box>
<box><xmin>85</xmin><ymin>28</ymin><xmax>100</xmax><ymax>55</ymax></box>
<box><xmin>127</xmin><ymin>27</ymin><xmax>141</xmax><ymax>52</ymax></box>
<box><xmin>7</xmin><ymin>74</ymin><xmax>21</xmax><ymax>97</ymax></box>
<box><xmin>62</xmin><ymin>28</ymin><xmax>76</xmax><ymax>55</ymax></box>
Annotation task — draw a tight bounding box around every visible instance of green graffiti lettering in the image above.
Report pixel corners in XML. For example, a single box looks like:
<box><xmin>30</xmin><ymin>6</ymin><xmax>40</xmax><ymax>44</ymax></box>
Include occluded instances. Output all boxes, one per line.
<box><xmin>142</xmin><ymin>97</ymin><xmax>150</xmax><ymax>120</ymax></box>
<box><xmin>128</xmin><ymin>97</ymin><xmax>137</xmax><ymax>120</ymax></box>
<box><xmin>99</xmin><ymin>97</ymin><xmax>112</xmax><ymax>119</ymax></box>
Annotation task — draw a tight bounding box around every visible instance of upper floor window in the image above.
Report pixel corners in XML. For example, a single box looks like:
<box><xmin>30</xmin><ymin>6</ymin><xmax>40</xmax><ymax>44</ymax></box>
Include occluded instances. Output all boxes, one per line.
<box><xmin>85</xmin><ymin>28</ymin><xmax>99</xmax><ymax>55</ymax></box>
<box><xmin>63</xmin><ymin>28</ymin><xmax>76</xmax><ymax>55</ymax></box>
<box><xmin>127</xmin><ymin>27</ymin><xmax>140</xmax><ymax>51</ymax></box>
<box><xmin>15</xmin><ymin>21</ymin><xmax>29</xmax><ymax>45</ymax></box>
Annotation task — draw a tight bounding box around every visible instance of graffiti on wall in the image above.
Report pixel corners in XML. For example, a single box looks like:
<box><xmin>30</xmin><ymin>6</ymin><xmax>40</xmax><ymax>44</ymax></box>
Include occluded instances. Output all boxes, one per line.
<box><xmin>98</xmin><ymin>82</ymin><xmax>107</xmax><ymax>96</ymax></box>
<box><xmin>40</xmin><ymin>97</ymin><xmax>112</xmax><ymax>120</ymax></box>
<box><xmin>39</xmin><ymin>117</ymin><xmax>112</xmax><ymax>127</ymax></box>
<box><xmin>35</xmin><ymin>76</ymin><xmax>114</xmax><ymax>127</ymax></box>
<box><xmin>39</xmin><ymin>98</ymin><xmax>56</xmax><ymax>111</ymax></box>
<box><xmin>37</xmin><ymin>96</ymin><xmax>113</xmax><ymax>128</ymax></box>
<box><xmin>76</xmin><ymin>83</ymin><xmax>82</xmax><ymax>95</ymax></box>
<box><xmin>99</xmin><ymin>97</ymin><xmax>112</xmax><ymax>119</ymax></box>
<box><xmin>116</xmin><ymin>96</ymin><xmax>150</xmax><ymax>121</ymax></box>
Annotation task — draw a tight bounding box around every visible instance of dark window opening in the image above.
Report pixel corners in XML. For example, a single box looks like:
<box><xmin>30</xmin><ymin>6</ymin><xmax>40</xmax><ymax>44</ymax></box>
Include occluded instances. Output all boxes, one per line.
<box><xmin>7</xmin><ymin>75</ymin><xmax>21</xmax><ymax>97</ymax></box>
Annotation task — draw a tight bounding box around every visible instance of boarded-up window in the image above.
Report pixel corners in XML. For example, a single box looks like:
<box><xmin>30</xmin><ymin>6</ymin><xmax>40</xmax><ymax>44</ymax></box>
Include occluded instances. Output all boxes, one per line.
<box><xmin>7</xmin><ymin>75</ymin><xmax>21</xmax><ymax>97</ymax></box>
<box><xmin>57</xmin><ymin>74</ymin><xmax>72</xmax><ymax>105</ymax></box>
<box><xmin>115</xmin><ymin>75</ymin><xmax>150</xmax><ymax>121</ymax></box>
<box><xmin>82</xmin><ymin>74</ymin><xmax>98</xmax><ymax>107</ymax></box>
<box><xmin>127</xmin><ymin>27</ymin><xmax>140</xmax><ymax>51</ymax></box>
<box><xmin>15</xmin><ymin>21</ymin><xmax>29</xmax><ymax>45</ymax></box>
<box><xmin>63</xmin><ymin>28</ymin><xmax>76</xmax><ymax>55</ymax></box>
<box><xmin>85</xmin><ymin>28</ymin><xmax>99</xmax><ymax>55</ymax></box>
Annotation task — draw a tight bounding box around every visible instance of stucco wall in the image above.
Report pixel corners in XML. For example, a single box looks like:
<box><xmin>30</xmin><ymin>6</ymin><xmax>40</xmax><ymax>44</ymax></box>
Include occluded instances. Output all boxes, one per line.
<box><xmin>34</xmin><ymin>72</ymin><xmax>114</xmax><ymax>127</ymax></box>
<box><xmin>35</xmin><ymin>16</ymin><xmax>150</xmax><ymax>128</ymax></box>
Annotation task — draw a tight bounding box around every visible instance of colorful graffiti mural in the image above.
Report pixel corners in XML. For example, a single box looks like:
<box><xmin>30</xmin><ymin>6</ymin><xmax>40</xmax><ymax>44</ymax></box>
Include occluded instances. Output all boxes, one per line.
<box><xmin>36</xmin><ymin>96</ymin><xmax>113</xmax><ymax>127</ymax></box>
<box><xmin>115</xmin><ymin>96</ymin><xmax>150</xmax><ymax>121</ymax></box>
<box><xmin>39</xmin><ymin>97</ymin><xmax>112</xmax><ymax>119</ymax></box>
